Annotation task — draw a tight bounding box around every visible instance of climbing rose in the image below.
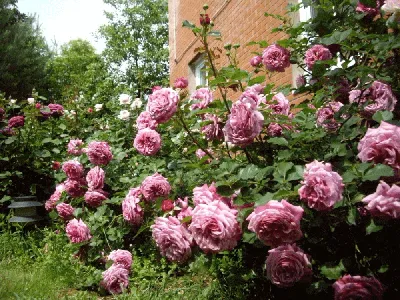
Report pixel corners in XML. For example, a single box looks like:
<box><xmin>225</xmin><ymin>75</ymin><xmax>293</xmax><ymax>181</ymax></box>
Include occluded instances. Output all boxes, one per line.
<box><xmin>48</xmin><ymin>103</ymin><xmax>64</xmax><ymax>116</ymax></box>
<box><xmin>133</xmin><ymin>128</ymin><xmax>161</xmax><ymax>156</ymax></box>
<box><xmin>108</xmin><ymin>250</ymin><xmax>132</xmax><ymax>271</ymax></box>
<box><xmin>201</xmin><ymin>113</ymin><xmax>224</xmax><ymax>140</ymax></box>
<box><xmin>86</xmin><ymin>166</ymin><xmax>105</xmax><ymax>190</ymax></box>
<box><xmin>262</xmin><ymin>44</ymin><xmax>291</xmax><ymax>72</ymax></box>
<box><xmin>65</xmin><ymin>218</ymin><xmax>91</xmax><ymax>243</ymax></box>
<box><xmin>101</xmin><ymin>265</ymin><xmax>129</xmax><ymax>294</ymax></box>
<box><xmin>349</xmin><ymin>81</ymin><xmax>397</xmax><ymax>116</ymax></box>
<box><xmin>62</xmin><ymin>160</ymin><xmax>84</xmax><ymax>180</ymax></box>
<box><xmin>190</xmin><ymin>88</ymin><xmax>213</xmax><ymax>110</ymax></box>
<box><xmin>64</xmin><ymin>178</ymin><xmax>87</xmax><ymax>198</ymax></box>
<box><xmin>250</xmin><ymin>55</ymin><xmax>262</xmax><ymax>67</ymax></box>
<box><xmin>299</xmin><ymin>160</ymin><xmax>344</xmax><ymax>211</ymax></box>
<box><xmin>304</xmin><ymin>44</ymin><xmax>332</xmax><ymax>69</ymax></box>
<box><xmin>117</xmin><ymin>110</ymin><xmax>130</xmax><ymax>120</ymax></box>
<box><xmin>56</xmin><ymin>203</ymin><xmax>74</xmax><ymax>220</ymax></box>
<box><xmin>45</xmin><ymin>184</ymin><xmax>65</xmax><ymax>211</ymax></box>
<box><xmin>174</xmin><ymin>77</ymin><xmax>188</xmax><ymax>89</ymax></box>
<box><xmin>333</xmin><ymin>275</ymin><xmax>384</xmax><ymax>300</ymax></box>
<box><xmin>151</xmin><ymin>216</ymin><xmax>193</xmax><ymax>263</ymax></box>
<box><xmin>267</xmin><ymin>93</ymin><xmax>290</xmax><ymax>115</ymax></box>
<box><xmin>67</xmin><ymin>139</ymin><xmax>84</xmax><ymax>156</ymax></box>
<box><xmin>86</xmin><ymin>141</ymin><xmax>113</xmax><ymax>165</ymax></box>
<box><xmin>266</xmin><ymin>244</ymin><xmax>312</xmax><ymax>287</ymax></box>
<box><xmin>119</xmin><ymin>93</ymin><xmax>131</xmax><ymax>105</ymax></box>
<box><xmin>52</xmin><ymin>161</ymin><xmax>61</xmax><ymax>170</ymax></box>
<box><xmin>247</xmin><ymin>200</ymin><xmax>303</xmax><ymax>247</ymax></box>
<box><xmin>146</xmin><ymin>87</ymin><xmax>178</xmax><ymax>123</ymax></box>
<box><xmin>193</xmin><ymin>182</ymin><xmax>234</xmax><ymax>207</ymax></box>
<box><xmin>141</xmin><ymin>173</ymin><xmax>171</xmax><ymax>202</ymax></box>
<box><xmin>189</xmin><ymin>200</ymin><xmax>242</xmax><ymax>253</ymax></box>
<box><xmin>122</xmin><ymin>188</ymin><xmax>144</xmax><ymax>226</ymax></box>
<box><xmin>358</xmin><ymin>121</ymin><xmax>400</xmax><ymax>169</ymax></box>
<box><xmin>362</xmin><ymin>181</ymin><xmax>400</xmax><ymax>219</ymax></box>
<box><xmin>136</xmin><ymin>111</ymin><xmax>158</xmax><ymax>130</ymax></box>
<box><xmin>246</xmin><ymin>84</ymin><xmax>265</xmax><ymax>95</ymax></box>
<box><xmin>239</xmin><ymin>90</ymin><xmax>266</xmax><ymax>107</ymax></box>
<box><xmin>316</xmin><ymin>101</ymin><xmax>344</xmax><ymax>130</ymax></box>
<box><xmin>8</xmin><ymin>116</ymin><xmax>24</xmax><ymax>128</ymax></box>
<box><xmin>84</xmin><ymin>190</ymin><xmax>107</xmax><ymax>207</ymax></box>
<box><xmin>223</xmin><ymin>100</ymin><xmax>264</xmax><ymax>147</ymax></box>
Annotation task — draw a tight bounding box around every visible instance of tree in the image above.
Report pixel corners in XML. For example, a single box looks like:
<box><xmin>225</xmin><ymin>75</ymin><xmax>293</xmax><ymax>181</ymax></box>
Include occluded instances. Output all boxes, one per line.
<box><xmin>99</xmin><ymin>0</ymin><xmax>169</xmax><ymax>98</ymax></box>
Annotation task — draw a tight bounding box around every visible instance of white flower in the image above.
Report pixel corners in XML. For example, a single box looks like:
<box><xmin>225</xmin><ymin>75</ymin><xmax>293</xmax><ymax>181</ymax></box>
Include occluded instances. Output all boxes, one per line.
<box><xmin>382</xmin><ymin>0</ymin><xmax>400</xmax><ymax>13</ymax></box>
<box><xmin>70</xmin><ymin>110</ymin><xmax>76</xmax><ymax>115</ymax></box>
<box><xmin>27</xmin><ymin>97</ymin><xmax>35</xmax><ymax>104</ymax></box>
<box><xmin>118</xmin><ymin>110</ymin><xmax>130</xmax><ymax>120</ymax></box>
<box><xmin>94</xmin><ymin>103</ymin><xmax>103</xmax><ymax>111</ymax></box>
<box><xmin>10</xmin><ymin>99</ymin><xmax>16</xmax><ymax>104</ymax></box>
<box><xmin>130</xmin><ymin>98</ymin><xmax>142</xmax><ymax>110</ymax></box>
<box><xmin>119</xmin><ymin>94</ymin><xmax>131</xmax><ymax>105</ymax></box>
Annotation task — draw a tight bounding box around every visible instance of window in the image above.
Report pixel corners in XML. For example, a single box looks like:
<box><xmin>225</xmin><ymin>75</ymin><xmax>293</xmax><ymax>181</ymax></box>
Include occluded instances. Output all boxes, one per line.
<box><xmin>188</xmin><ymin>55</ymin><xmax>208</xmax><ymax>93</ymax></box>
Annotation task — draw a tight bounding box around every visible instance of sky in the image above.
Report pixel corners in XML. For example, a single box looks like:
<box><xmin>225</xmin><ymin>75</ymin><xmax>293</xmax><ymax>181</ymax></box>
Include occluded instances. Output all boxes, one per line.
<box><xmin>17</xmin><ymin>0</ymin><xmax>110</xmax><ymax>53</ymax></box>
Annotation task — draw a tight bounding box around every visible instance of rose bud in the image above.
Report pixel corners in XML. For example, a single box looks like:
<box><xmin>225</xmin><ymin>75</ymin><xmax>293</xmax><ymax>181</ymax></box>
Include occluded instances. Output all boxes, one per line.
<box><xmin>161</xmin><ymin>199</ymin><xmax>174</xmax><ymax>212</ymax></box>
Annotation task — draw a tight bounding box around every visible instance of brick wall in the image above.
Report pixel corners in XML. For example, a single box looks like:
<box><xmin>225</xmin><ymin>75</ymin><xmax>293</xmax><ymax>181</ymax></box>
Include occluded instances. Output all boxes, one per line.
<box><xmin>168</xmin><ymin>0</ymin><xmax>301</xmax><ymax>101</ymax></box>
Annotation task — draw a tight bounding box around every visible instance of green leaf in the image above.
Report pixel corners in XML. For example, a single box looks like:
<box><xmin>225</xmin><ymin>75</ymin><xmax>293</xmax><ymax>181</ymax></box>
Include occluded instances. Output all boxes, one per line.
<box><xmin>238</xmin><ymin>164</ymin><xmax>260</xmax><ymax>180</ymax></box>
<box><xmin>372</xmin><ymin>111</ymin><xmax>393</xmax><ymax>123</ymax></box>
<box><xmin>320</xmin><ymin>261</ymin><xmax>346</xmax><ymax>280</ymax></box>
<box><xmin>378</xmin><ymin>265</ymin><xmax>389</xmax><ymax>273</ymax></box>
<box><xmin>287</xmin><ymin>165</ymin><xmax>304</xmax><ymax>181</ymax></box>
<box><xmin>5</xmin><ymin>136</ymin><xmax>17</xmax><ymax>145</ymax></box>
<box><xmin>208</xmin><ymin>31</ymin><xmax>221</xmax><ymax>37</ymax></box>
<box><xmin>366</xmin><ymin>219</ymin><xmax>383</xmax><ymax>235</ymax></box>
<box><xmin>242</xmin><ymin>232</ymin><xmax>256</xmax><ymax>244</ymax></box>
<box><xmin>347</xmin><ymin>207</ymin><xmax>357</xmax><ymax>225</ymax></box>
<box><xmin>268</xmin><ymin>137</ymin><xmax>288</xmax><ymax>146</ymax></box>
<box><xmin>182</xmin><ymin>20</ymin><xmax>195</xmax><ymax>28</ymax></box>
<box><xmin>255</xmin><ymin>192</ymin><xmax>275</xmax><ymax>206</ymax></box>
<box><xmin>362</xmin><ymin>164</ymin><xmax>394</xmax><ymax>181</ymax></box>
<box><xmin>58</xmin><ymin>123</ymin><xmax>67</xmax><ymax>130</ymax></box>
<box><xmin>248</xmin><ymin>75</ymin><xmax>266</xmax><ymax>86</ymax></box>
<box><xmin>275</xmin><ymin>162</ymin><xmax>294</xmax><ymax>178</ymax></box>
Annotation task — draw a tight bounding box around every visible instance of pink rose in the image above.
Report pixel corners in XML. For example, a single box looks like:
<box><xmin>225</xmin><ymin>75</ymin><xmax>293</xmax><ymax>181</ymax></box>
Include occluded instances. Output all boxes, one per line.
<box><xmin>267</xmin><ymin>93</ymin><xmax>290</xmax><ymax>115</ymax></box>
<box><xmin>174</xmin><ymin>77</ymin><xmax>188</xmax><ymax>89</ymax></box>
<box><xmin>189</xmin><ymin>200</ymin><xmax>242</xmax><ymax>253</ymax></box>
<box><xmin>86</xmin><ymin>141</ymin><xmax>113</xmax><ymax>165</ymax></box>
<box><xmin>64</xmin><ymin>178</ymin><xmax>87</xmax><ymax>198</ymax></box>
<box><xmin>223</xmin><ymin>100</ymin><xmax>264</xmax><ymax>147</ymax></box>
<box><xmin>101</xmin><ymin>265</ymin><xmax>129</xmax><ymax>294</ymax></box>
<box><xmin>84</xmin><ymin>190</ymin><xmax>107</xmax><ymax>207</ymax></box>
<box><xmin>108</xmin><ymin>250</ymin><xmax>132</xmax><ymax>270</ymax></box>
<box><xmin>190</xmin><ymin>88</ymin><xmax>213</xmax><ymax>110</ymax></box>
<box><xmin>299</xmin><ymin>160</ymin><xmax>344</xmax><ymax>211</ymax></box>
<box><xmin>86</xmin><ymin>166</ymin><xmax>105</xmax><ymax>190</ymax></box>
<box><xmin>122</xmin><ymin>188</ymin><xmax>144</xmax><ymax>226</ymax></box>
<box><xmin>195</xmin><ymin>148</ymin><xmax>213</xmax><ymax>163</ymax></box>
<box><xmin>356</xmin><ymin>0</ymin><xmax>384</xmax><ymax>16</ymax></box>
<box><xmin>48</xmin><ymin>103</ymin><xmax>64</xmax><ymax>116</ymax></box>
<box><xmin>316</xmin><ymin>101</ymin><xmax>344</xmax><ymax>130</ymax></box>
<box><xmin>267</xmin><ymin>123</ymin><xmax>283</xmax><ymax>137</ymax></box>
<box><xmin>239</xmin><ymin>90</ymin><xmax>266</xmax><ymax>107</ymax></box>
<box><xmin>362</xmin><ymin>181</ymin><xmax>400</xmax><ymax>219</ymax></box>
<box><xmin>333</xmin><ymin>275</ymin><xmax>384</xmax><ymax>300</ymax></box>
<box><xmin>304</xmin><ymin>44</ymin><xmax>332</xmax><ymax>70</ymax></box>
<box><xmin>266</xmin><ymin>244</ymin><xmax>312</xmax><ymax>287</ymax></box>
<box><xmin>45</xmin><ymin>184</ymin><xmax>65</xmax><ymax>211</ymax></box>
<box><xmin>245</xmin><ymin>84</ymin><xmax>265</xmax><ymax>95</ymax></box>
<box><xmin>296</xmin><ymin>75</ymin><xmax>306</xmax><ymax>88</ymax></box>
<box><xmin>250</xmin><ymin>55</ymin><xmax>262</xmax><ymax>67</ymax></box>
<box><xmin>67</xmin><ymin>139</ymin><xmax>84</xmax><ymax>156</ymax></box>
<box><xmin>141</xmin><ymin>173</ymin><xmax>171</xmax><ymax>202</ymax></box>
<box><xmin>262</xmin><ymin>44</ymin><xmax>291</xmax><ymax>72</ymax></box>
<box><xmin>136</xmin><ymin>111</ymin><xmax>158</xmax><ymax>130</ymax></box>
<box><xmin>382</xmin><ymin>0</ymin><xmax>400</xmax><ymax>13</ymax></box>
<box><xmin>133</xmin><ymin>128</ymin><xmax>161</xmax><ymax>156</ymax></box>
<box><xmin>151</xmin><ymin>216</ymin><xmax>193</xmax><ymax>263</ymax></box>
<box><xmin>358</xmin><ymin>121</ymin><xmax>400</xmax><ymax>169</ymax></box>
<box><xmin>161</xmin><ymin>199</ymin><xmax>174</xmax><ymax>212</ymax></box>
<box><xmin>247</xmin><ymin>200</ymin><xmax>303</xmax><ymax>247</ymax></box>
<box><xmin>146</xmin><ymin>87</ymin><xmax>178</xmax><ymax>123</ymax></box>
<box><xmin>175</xmin><ymin>197</ymin><xmax>193</xmax><ymax>222</ymax></box>
<box><xmin>8</xmin><ymin>116</ymin><xmax>24</xmax><ymax>128</ymax></box>
<box><xmin>62</xmin><ymin>160</ymin><xmax>84</xmax><ymax>180</ymax></box>
<box><xmin>193</xmin><ymin>182</ymin><xmax>234</xmax><ymax>207</ymax></box>
<box><xmin>201</xmin><ymin>113</ymin><xmax>224</xmax><ymax>141</ymax></box>
<box><xmin>349</xmin><ymin>81</ymin><xmax>397</xmax><ymax>116</ymax></box>
<box><xmin>65</xmin><ymin>218</ymin><xmax>91</xmax><ymax>243</ymax></box>
<box><xmin>56</xmin><ymin>203</ymin><xmax>74</xmax><ymax>220</ymax></box>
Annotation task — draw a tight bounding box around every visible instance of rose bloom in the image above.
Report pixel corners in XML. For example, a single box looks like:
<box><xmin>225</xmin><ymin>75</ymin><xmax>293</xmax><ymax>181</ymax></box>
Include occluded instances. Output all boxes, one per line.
<box><xmin>175</xmin><ymin>197</ymin><xmax>193</xmax><ymax>222</ymax></box>
<box><xmin>45</xmin><ymin>184</ymin><xmax>65</xmax><ymax>211</ymax></box>
<box><xmin>223</xmin><ymin>100</ymin><xmax>264</xmax><ymax>147</ymax></box>
<box><xmin>86</xmin><ymin>141</ymin><xmax>113</xmax><ymax>165</ymax></box>
<box><xmin>133</xmin><ymin>128</ymin><xmax>161</xmax><ymax>156</ymax></box>
<box><xmin>299</xmin><ymin>160</ymin><xmax>344</xmax><ymax>211</ymax></box>
<box><xmin>246</xmin><ymin>84</ymin><xmax>265</xmax><ymax>95</ymax></box>
<box><xmin>267</xmin><ymin>93</ymin><xmax>290</xmax><ymax>115</ymax></box>
<box><xmin>130</xmin><ymin>98</ymin><xmax>142</xmax><ymax>110</ymax></box>
<box><xmin>101</xmin><ymin>265</ymin><xmax>129</xmax><ymax>294</ymax></box>
<box><xmin>152</xmin><ymin>85</ymin><xmax>162</xmax><ymax>92</ymax></box>
<box><xmin>8</xmin><ymin>116</ymin><xmax>24</xmax><ymax>128</ymax></box>
<box><xmin>136</xmin><ymin>111</ymin><xmax>158</xmax><ymax>130</ymax></box>
<box><xmin>247</xmin><ymin>200</ymin><xmax>303</xmax><ymax>247</ymax></box>
<box><xmin>108</xmin><ymin>250</ymin><xmax>132</xmax><ymax>271</ymax></box>
<box><xmin>67</xmin><ymin>139</ymin><xmax>84</xmax><ymax>156</ymax></box>
<box><xmin>266</xmin><ymin>244</ymin><xmax>312</xmax><ymax>288</ymax></box>
<box><xmin>151</xmin><ymin>216</ymin><xmax>193</xmax><ymax>263</ymax></box>
<box><xmin>262</xmin><ymin>44</ymin><xmax>291</xmax><ymax>72</ymax></box>
<box><xmin>250</xmin><ymin>55</ymin><xmax>262</xmax><ymax>67</ymax></box>
<box><xmin>267</xmin><ymin>123</ymin><xmax>283</xmax><ymax>137</ymax></box>
<box><xmin>65</xmin><ymin>218</ymin><xmax>92</xmax><ymax>243</ymax></box>
<box><xmin>48</xmin><ymin>103</ymin><xmax>64</xmax><ymax>117</ymax></box>
<box><xmin>56</xmin><ymin>203</ymin><xmax>74</xmax><ymax>220</ymax></box>
<box><xmin>84</xmin><ymin>190</ymin><xmax>107</xmax><ymax>207</ymax></box>
<box><xmin>239</xmin><ymin>90</ymin><xmax>266</xmax><ymax>107</ymax></box>
<box><xmin>0</xmin><ymin>107</ymin><xmax>5</xmax><ymax>120</ymax></box>
<box><xmin>304</xmin><ymin>44</ymin><xmax>332</xmax><ymax>70</ymax></box>
<box><xmin>349</xmin><ymin>81</ymin><xmax>397</xmax><ymax>116</ymax></box>
<box><xmin>117</xmin><ymin>110</ymin><xmax>130</xmax><ymax>121</ymax></box>
<box><xmin>174</xmin><ymin>77</ymin><xmax>188</xmax><ymax>89</ymax></box>
<box><xmin>62</xmin><ymin>160</ymin><xmax>84</xmax><ymax>180</ymax></box>
<box><xmin>316</xmin><ymin>101</ymin><xmax>344</xmax><ymax>131</ymax></box>
<box><xmin>356</xmin><ymin>0</ymin><xmax>384</xmax><ymax>16</ymax></box>
<box><xmin>94</xmin><ymin>103</ymin><xmax>103</xmax><ymax>111</ymax></box>
<box><xmin>358</xmin><ymin>121</ymin><xmax>400</xmax><ymax>169</ymax></box>
<box><xmin>190</xmin><ymin>88</ymin><xmax>213</xmax><ymax>110</ymax></box>
<box><xmin>195</xmin><ymin>148</ymin><xmax>213</xmax><ymax>163</ymax></box>
<box><xmin>64</xmin><ymin>178</ymin><xmax>87</xmax><ymax>198</ymax></box>
<box><xmin>161</xmin><ymin>199</ymin><xmax>174</xmax><ymax>212</ymax></box>
<box><xmin>27</xmin><ymin>97</ymin><xmax>35</xmax><ymax>104</ymax></box>
<box><xmin>296</xmin><ymin>75</ymin><xmax>306</xmax><ymax>88</ymax></box>
<box><xmin>122</xmin><ymin>188</ymin><xmax>144</xmax><ymax>226</ymax></box>
<box><xmin>333</xmin><ymin>275</ymin><xmax>384</xmax><ymax>300</ymax></box>
<box><xmin>52</xmin><ymin>161</ymin><xmax>61</xmax><ymax>170</ymax></box>
<box><xmin>86</xmin><ymin>166</ymin><xmax>105</xmax><ymax>190</ymax></box>
<box><xmin>119</xmin><ymin>93</ymin><xmax>131</xmax><ymax>105</ymax></box>
<box><xmin>141</xmin><ymin>173</ymin><xmax>171</xmax><ymax>202</ymax></box>
<box><xmin>146</xmin><ymin>87</ymin><xmax>178</xmax><ymax>123</ymax></box>
<box><xmin>0</xmin><ymin>126</ymin><xmax>16</xmax><ymax>136</ymax></box>
<box><xmin>193</xmin><ymin>182</ymin><xmax>234</xmax><ymax>207</ymax></box>
<box><xmin>201</xmin><ymin>113</ymin><xmax>224</xmax><ymax>141</ymax></box>
<box><xmin>362</xmin><ymin>181</ymin><xmax>400</xmax><ymax>219</ymax></box>
<box><xmin>382</xmin><ymin>0</ymin><xmax>400</xmax><ymax>13</ymax></box>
